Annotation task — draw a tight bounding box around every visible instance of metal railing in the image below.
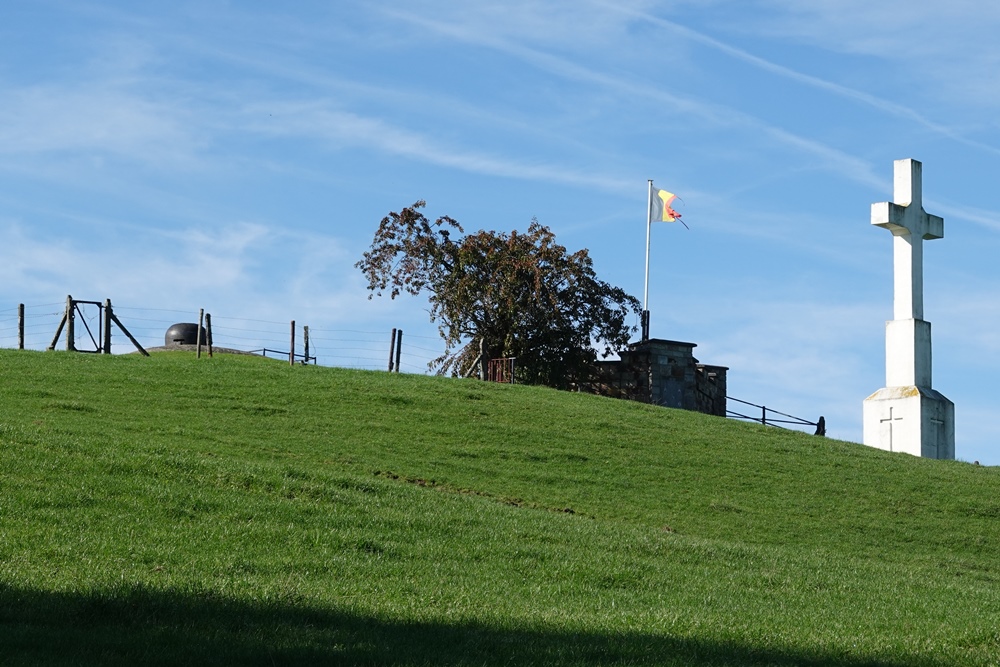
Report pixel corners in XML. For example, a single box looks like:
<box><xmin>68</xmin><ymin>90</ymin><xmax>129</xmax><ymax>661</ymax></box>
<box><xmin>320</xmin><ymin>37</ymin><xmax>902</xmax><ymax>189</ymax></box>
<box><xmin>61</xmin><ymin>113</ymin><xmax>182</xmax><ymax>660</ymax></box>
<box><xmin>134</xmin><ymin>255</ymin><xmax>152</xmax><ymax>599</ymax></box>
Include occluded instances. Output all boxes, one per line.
<box><xmin>487</xmin><ymin>357</ymin><xmax>516</xmax><ymax>383</ymax></box>
<box><xmin>726</xmin><ymin>396</ymin><xmax>825</xmax><ymax>436</ymax></box>
<box><xmin>251</xmin><ymin>348</ymin><xmax>317</xmax><ymax>365</ymax></box>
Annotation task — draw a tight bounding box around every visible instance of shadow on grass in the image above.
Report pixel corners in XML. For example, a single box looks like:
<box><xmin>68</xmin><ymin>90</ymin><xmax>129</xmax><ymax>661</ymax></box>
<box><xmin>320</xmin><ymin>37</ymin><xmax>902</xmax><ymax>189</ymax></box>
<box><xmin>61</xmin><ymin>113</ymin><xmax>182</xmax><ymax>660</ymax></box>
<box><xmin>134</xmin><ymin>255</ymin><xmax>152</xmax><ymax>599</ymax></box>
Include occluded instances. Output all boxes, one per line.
<box><xmin>0</xmin><ymin>584</ymin><xmax>941</xmax><ymax>667</ymax></box>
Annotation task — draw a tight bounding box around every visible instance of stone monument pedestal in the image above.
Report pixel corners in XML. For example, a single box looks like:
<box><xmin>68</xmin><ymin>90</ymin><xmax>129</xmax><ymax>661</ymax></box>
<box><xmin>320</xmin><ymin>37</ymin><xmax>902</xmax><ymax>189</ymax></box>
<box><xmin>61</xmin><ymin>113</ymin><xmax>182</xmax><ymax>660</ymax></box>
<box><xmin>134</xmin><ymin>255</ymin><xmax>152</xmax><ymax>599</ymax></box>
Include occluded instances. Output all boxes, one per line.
<box><xmin>863</xmin><ymin>386</ymin><xmax>954</xmax><ymax>459</ymax></box>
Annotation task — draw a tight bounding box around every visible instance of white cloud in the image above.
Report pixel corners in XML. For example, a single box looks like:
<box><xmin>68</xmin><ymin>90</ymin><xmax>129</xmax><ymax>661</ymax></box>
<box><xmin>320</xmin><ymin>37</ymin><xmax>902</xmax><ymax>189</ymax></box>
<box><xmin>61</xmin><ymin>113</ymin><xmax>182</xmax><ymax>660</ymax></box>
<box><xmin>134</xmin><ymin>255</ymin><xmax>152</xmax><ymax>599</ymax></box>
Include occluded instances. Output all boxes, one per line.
<box><xmin>597</xmin><ymin>1</ymin><xmax>1000</xmax><ymax>157</ymax></box>
<box><xmin>0</xmin><ymin>218</ymin><xmax>256</xmax><ymax>305</ymax></box>
<box><xmin>379</xmin><ymin>0</ymin><xmax>659</xmax><ymax>48</ymax></box>
<box><xmin>0</xmin><ymin>216</ymin><xmax>352</xmax><ymax>320</ymax></box>
<box><xmin>241</xmin><ymin>102</ymin><xmax>634</xmax><ymax>192</ymax></box>
<box><xmin>384</xmin><ymin>10</ymin><xmax>892</xmax><ymax>190</ymax></box>
<box><xmin>0</xmin><ymin>222</ymin><xmax>93</xmax><ymax>298</ymax></box>
<box><xmin>940</xmin><ymin>202</ymin><xmax>1000</xmax><ymax>233</ymax></box>
<box><xmin>0</xmin><ymin>84</ymin><xmax>201</xmax><ymax>165</ymax></box>
<box><xmin>731</xmin><ymin>0</ymin><xmax>1000</xmax><ymax>111</ymax></box>
<box><xmin>748</xmin><ymin>0</ymin><xmax>1000</xmax><ymax>56</ymax></box>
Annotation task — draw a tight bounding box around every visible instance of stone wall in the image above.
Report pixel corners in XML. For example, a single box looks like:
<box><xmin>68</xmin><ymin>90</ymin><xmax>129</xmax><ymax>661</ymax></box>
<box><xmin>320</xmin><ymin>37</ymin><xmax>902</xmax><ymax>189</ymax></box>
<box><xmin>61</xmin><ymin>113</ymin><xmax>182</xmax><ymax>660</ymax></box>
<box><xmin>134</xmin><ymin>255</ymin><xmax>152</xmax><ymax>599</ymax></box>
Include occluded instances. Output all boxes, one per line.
<box><xmin>583</xmin><ymin>338</ymin><xmax>727</xmax><ymax>417</ymax></box>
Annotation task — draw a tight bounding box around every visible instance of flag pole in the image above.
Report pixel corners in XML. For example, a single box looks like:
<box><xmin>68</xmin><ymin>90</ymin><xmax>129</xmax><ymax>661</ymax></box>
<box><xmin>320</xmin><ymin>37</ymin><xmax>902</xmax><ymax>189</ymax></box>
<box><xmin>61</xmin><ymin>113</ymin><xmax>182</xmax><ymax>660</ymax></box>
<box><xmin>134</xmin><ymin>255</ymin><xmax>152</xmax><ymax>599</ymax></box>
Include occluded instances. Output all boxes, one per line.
<box><xmin>642</xmin><ymin>179</ymin><xmax>653</xmax><ymax>341</ymax></box>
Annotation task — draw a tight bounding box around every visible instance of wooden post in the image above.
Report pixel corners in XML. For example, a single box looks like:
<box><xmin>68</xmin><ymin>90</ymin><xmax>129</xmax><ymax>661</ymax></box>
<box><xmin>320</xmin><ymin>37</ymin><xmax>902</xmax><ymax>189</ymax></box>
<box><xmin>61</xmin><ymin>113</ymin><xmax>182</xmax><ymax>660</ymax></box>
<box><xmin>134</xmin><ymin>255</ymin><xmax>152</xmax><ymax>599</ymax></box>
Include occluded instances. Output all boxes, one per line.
<box><xmin>66</xmin><ymin>295</ymin><xmax>75</xmax><ymax>352</ymax></box>
<box><xmin>109</xmin><ymin>311</ymin><xmax>149</xmax><ymax>356</ymax></box>
<box><xmin>196</xmin><ymin>309</ymin><xmax>204</xmax><ymax>358</ymax></box>
<box><xmin>289</xmin><ymin>320</ymin><xmax>296</xmax><ymax>366</ymax></box>
<box><xmin>205</xmin><ymin>313</ymin><xmax>213</xmax><ymax>357</ymax></box>
<box><xmin>48</xmin><ymin>312</ymin><xmax>67</xmax><ymax>351</ymax></box>
<box><xmin>303</xmin><ymin>326</ymin><xmax>310</xmax><ymax>364</ymax></box>
<box><xmin>388</xmin><ymin>328</ymin><xmax>397</xmax><ymax>371</ymax></box>
<box><xmin>102</xmin><ymin>299</ymin><xmax>112</xmax><ymax>354</ymax></box>
<box><xmin>17</xmin><ymin>304</ymin><xmax>24</xmax><ymax>350</ymax></box>
<box><xmin>394</xmin><ymin>329</ymin><xmax>402</xmax><ymax>373</ymax></box>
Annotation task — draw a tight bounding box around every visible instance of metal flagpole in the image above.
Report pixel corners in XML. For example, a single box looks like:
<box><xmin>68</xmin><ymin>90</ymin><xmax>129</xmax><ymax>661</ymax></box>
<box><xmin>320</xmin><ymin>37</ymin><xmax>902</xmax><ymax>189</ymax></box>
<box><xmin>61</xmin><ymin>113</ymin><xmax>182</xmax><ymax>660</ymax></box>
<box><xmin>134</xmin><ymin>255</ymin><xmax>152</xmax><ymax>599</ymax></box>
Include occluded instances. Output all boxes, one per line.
<box><xmin>642</xmin><ymin>179</ymin><xmax>653</xmax><ymax>341</ymax></box>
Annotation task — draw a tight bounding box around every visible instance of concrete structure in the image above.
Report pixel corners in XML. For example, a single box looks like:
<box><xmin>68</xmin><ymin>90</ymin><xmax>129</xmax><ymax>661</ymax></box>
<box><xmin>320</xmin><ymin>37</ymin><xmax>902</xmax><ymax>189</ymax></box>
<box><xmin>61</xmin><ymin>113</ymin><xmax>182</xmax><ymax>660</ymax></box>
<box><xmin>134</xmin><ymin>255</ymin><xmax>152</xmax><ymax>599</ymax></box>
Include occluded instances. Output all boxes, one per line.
<box><xmin>863</xmin><ymin>159</ymin><xmax>955</xmax><ymax>459</ymax></box>
<box><xmin>165</xmin><ymin>322</ymin><xmax>208</xmax><ymax>347</ymax></box>
<box><xmin>584</xmin><ymin>338</ymin><xmax>728</xmax><ymax>417</ymax></box>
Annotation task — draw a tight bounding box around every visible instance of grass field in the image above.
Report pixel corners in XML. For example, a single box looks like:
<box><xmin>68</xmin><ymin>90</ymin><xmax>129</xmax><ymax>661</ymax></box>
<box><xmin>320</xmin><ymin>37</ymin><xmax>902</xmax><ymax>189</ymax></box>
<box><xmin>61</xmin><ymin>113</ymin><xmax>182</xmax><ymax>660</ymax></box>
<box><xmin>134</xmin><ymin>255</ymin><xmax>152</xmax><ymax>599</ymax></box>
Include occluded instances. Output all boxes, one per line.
<box><xmin>1</xmin><ymin>350</ymin><xmax>998</xmax><ymax>665</ymax></box>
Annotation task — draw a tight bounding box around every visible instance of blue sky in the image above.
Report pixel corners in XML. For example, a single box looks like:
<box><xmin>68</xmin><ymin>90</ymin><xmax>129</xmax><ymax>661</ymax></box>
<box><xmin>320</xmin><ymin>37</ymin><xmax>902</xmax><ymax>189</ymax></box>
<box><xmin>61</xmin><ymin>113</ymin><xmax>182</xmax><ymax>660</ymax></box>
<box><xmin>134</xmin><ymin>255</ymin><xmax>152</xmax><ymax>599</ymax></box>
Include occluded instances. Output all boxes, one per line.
<box><xmin>2</xmin><ymin>1</ymin><xmax>1000</xmax><ymax>463</ymax></box>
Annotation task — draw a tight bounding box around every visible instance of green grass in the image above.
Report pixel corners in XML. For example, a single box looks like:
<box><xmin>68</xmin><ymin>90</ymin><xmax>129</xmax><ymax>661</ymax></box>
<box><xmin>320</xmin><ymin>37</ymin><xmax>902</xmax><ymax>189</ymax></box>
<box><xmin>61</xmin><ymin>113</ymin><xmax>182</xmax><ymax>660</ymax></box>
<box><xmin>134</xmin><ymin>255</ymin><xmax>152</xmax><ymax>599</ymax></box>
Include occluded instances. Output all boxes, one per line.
<box><xmin>0</xmin><ymin>349</ymin><xmax>998</xmax><ymax>665</ymax></box>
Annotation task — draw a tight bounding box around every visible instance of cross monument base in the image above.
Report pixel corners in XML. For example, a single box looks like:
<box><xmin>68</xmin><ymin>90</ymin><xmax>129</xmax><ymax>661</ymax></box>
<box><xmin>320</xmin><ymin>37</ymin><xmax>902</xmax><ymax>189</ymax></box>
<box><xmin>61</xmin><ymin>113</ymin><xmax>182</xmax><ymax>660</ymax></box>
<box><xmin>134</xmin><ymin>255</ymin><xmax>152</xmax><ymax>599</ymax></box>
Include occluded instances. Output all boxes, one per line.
<box><xmin>863</xmin><ymin>386</ymin><xmax>954</xmax><ymax>459</ymax></box>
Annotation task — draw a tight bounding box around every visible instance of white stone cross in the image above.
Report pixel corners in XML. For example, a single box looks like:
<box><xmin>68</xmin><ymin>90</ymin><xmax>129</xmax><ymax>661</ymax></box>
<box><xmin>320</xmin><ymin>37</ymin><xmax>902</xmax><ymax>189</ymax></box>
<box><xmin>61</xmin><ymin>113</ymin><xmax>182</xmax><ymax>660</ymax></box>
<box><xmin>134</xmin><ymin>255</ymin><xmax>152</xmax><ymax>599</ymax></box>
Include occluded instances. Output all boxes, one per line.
<box><xmin>871</xmin><ymin>159</ymin><xmax>944</xmax><ymax>320</ymax></box>
<box><xmin>863</xmin><ymin>158</ymin><xmax>954</xmax><ymax>460</ymax></box>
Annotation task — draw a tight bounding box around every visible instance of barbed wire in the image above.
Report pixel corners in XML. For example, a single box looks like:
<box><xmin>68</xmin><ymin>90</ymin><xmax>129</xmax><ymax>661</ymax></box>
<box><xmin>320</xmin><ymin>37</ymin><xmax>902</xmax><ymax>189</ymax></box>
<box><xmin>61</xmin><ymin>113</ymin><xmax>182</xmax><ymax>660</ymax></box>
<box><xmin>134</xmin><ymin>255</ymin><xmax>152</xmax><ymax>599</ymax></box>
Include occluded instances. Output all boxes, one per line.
<box><xmin>114</xmin><ymin>306</ymin><xmax>199</xmax><ymax>315</ymax></box>
<box><xmin>399</xmin><ymin>332</ymin><xmax>444</xmax><ymax>341</ymax></box>
<box><xmin>0</xmin><ymin>300</ymin><xmax>447</xmax><ymax>374</ymax></box>
<box><xmin>0</xmin><ymin>302</ymin><xmax>64</xmax><ymax>313</ymax></box>
<box><xmin>306</xmin><ymin>327</ymin><xmax>388</xmax><ymax>336</ymax></box>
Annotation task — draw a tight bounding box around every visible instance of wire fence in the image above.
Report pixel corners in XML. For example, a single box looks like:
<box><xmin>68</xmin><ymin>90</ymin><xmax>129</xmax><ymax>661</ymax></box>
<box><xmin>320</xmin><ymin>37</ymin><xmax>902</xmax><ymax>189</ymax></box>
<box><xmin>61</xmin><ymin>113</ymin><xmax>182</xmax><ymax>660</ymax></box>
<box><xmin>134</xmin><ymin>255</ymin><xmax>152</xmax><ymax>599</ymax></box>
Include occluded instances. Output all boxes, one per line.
<box><xmin>3</xmin><ymin>302</ymin><xmax>831</xmax><ymax>434</ymax></box>
<box><xmin>0</xmin><ymin>301</ymin><xmax>447</xmax><ymax>375</ymax></box>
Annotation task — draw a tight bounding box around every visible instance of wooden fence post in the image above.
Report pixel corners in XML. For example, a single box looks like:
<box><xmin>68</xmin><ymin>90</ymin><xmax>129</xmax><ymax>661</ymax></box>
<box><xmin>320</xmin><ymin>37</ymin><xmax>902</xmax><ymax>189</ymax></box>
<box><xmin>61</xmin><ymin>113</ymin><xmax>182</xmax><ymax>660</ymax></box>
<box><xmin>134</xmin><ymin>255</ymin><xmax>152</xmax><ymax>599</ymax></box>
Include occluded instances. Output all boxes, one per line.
<box><xmin>107</xmin><ymin>309</ymin><xmax>149</xmax><ymax>356</ymax></box>
<box><xmin>197</xmin><ymin>309</ymin><xmax>204</xmax><ymax>359</ymax></box>
<box><xmin>289</xmin><ymin>320</ymin><xmax>296</xmax><ymax>366</ymax></box>
<box><xmin>66</xmin><ymin>295</ymin><xmax>75</xmax><ymax>352</ymax></box>
<box><xmin>303</xmin><ymin>325</ymin><xmax>310</xmax><ymax>364</ymax></box>
<box><xmin>17</xmin><ymin>304</ymin><xmax>24</xmax><ymax>350</ymax></box>
<box><xmin>205</xmin><ymin>313</ymin><xmax>213</xmax><ymax>357</ymax></box>
<box><xmin>48</xmin><ymin>305</ymin><xmax>67</xmax><ymax>352</ymax></box>
<box><xmin>394</xmin><ymin>329</ymin><xmax>403</xmax><ymax>373</ymax></box>
<box><xmin>102</xmin><ymin>299</ymin><xmax>112</xmax><ymax>354</ymax></box>
<box><xmin>388</xmin><ymin>328</ymin><xmax>397</xmax><ymax>371</ymax></box>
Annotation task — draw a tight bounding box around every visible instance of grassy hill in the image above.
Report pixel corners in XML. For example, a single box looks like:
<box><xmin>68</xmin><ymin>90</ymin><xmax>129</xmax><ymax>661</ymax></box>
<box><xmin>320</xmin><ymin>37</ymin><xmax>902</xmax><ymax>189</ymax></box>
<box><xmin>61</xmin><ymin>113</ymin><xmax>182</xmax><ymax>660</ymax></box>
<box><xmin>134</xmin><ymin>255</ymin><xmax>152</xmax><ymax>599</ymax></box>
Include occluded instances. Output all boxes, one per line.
<box><xmin>0</xmin><ymin>350</ymin><xmax>998</xmax><ymax>666</ymax></box>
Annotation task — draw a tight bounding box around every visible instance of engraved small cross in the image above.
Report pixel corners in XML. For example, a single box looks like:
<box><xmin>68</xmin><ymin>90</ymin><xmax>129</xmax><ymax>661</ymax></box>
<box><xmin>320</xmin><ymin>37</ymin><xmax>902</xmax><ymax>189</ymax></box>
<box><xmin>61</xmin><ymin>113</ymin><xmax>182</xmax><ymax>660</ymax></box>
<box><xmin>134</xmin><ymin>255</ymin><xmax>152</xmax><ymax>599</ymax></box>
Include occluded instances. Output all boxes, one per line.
<box><xmin>880</xmin><ymin>407</ymin><xmax>903</xmax><ymax>452</ymax></box>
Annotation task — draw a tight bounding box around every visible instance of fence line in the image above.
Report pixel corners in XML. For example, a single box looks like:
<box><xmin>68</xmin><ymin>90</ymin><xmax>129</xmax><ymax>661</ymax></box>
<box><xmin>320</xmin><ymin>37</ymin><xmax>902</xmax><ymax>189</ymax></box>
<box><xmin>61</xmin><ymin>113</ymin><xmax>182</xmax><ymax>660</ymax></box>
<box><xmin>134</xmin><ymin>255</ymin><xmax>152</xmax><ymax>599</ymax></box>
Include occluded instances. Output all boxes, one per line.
<box><xmin>3</xmin><ymin>301</ymin><xmax>829</xmax><ymax>429</ymax></box>
<box><xmin>726</xmin><ymin>395</ymin><xmax>825</xmax><ymax>436</ymax></box>
<box><xmin>0</xmin><ymin>303</ymin><xmax>65</xmax><ymax>351</ymax></box>
<box><xmin>0</xmin><ymin>301</ymin><xmax>447</xmax><ymax>374</ymax></box>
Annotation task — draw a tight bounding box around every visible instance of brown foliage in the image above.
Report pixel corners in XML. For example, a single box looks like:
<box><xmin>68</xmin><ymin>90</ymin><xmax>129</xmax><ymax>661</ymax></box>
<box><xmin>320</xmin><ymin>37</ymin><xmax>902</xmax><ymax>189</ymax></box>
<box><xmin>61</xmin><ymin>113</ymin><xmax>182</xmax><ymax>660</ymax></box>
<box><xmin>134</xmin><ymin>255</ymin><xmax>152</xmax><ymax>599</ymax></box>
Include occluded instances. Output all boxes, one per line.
<box><xmin>356</xmin><ymin>202</ymin><xmax>640</xmax><ymax>388</ymax></box>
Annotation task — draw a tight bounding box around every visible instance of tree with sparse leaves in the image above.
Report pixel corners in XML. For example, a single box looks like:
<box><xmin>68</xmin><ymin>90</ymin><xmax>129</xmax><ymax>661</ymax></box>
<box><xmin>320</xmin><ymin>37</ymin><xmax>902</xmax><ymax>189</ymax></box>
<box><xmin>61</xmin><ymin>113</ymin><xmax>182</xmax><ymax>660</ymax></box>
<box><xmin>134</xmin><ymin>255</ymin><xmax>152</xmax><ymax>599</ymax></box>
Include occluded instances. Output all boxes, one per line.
<box><xmin>356</xmin><ymin>201</ymin><xmax>640</xmax><ymax>388</ymax></box>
